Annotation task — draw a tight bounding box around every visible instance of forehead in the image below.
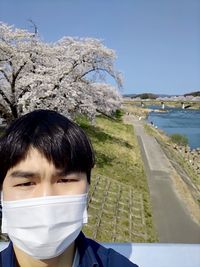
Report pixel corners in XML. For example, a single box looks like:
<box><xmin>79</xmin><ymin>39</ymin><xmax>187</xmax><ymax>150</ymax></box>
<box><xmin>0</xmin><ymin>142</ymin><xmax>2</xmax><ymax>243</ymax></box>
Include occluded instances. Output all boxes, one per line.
<box><xmin>6</xmin><ymin>148</ymin><xmax>56</xmax><ymax>173</ymax></box>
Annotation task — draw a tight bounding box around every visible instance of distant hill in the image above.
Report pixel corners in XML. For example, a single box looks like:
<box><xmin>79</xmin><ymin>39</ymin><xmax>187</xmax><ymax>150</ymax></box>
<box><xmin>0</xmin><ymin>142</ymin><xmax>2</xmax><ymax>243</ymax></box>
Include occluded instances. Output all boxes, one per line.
<box><xmin>123</xmin><ymin>93</ymin><xmax>157</xmax><ymax>99</ymax></box>
<box><xmin>184</xmin><ymin>91</ymin><xmax>200</xmax><ymax>97</ymax></box>
<box><xmin>135</xmin><ymin>93</ymin><xmax>158</xmax><ymax>99</ymax></box>
<box><xmin>123</xmin><ymin>93</ymin><xmax>137</xmax><ymax>98</ymax></box>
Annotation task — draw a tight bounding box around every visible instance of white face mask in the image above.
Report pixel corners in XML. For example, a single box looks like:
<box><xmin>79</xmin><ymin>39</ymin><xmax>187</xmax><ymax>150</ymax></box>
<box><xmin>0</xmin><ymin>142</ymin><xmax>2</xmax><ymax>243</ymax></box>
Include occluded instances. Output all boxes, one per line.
<box><xmin>1</xmin><ymin>193</ymin><xmax>88</xmax><ymax>260</ymax></box>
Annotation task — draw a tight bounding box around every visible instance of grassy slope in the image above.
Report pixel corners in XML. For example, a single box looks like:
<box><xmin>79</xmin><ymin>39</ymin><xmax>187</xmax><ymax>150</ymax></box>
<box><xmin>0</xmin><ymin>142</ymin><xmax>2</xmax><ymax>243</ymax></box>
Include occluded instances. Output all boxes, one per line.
<box><xmin>76</xmin><ymin>115</ymin><xmax>157</xmax><ymax>242</ymax></box>
<box><xmin>77</xmin><ymin>115</ymin><xmax>147</xmax><ymax>190</ymax></box>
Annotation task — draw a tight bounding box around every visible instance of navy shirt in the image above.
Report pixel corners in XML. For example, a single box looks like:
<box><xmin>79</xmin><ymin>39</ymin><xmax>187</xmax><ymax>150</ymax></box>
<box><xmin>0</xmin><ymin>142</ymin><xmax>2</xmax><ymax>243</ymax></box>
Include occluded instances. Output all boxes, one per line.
<box><xmin>0</xmin><ymin>232</ymin><xmax>139</xmax><ymax>267</ymax></box>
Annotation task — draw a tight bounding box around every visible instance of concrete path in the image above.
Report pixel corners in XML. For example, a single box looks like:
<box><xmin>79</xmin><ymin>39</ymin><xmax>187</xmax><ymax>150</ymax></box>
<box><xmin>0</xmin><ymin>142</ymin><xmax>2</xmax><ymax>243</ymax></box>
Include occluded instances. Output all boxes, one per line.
<box><xmin>127</xmin><ymin>116</ymin><xmax>200</xmax><ymax>243</ymax></box>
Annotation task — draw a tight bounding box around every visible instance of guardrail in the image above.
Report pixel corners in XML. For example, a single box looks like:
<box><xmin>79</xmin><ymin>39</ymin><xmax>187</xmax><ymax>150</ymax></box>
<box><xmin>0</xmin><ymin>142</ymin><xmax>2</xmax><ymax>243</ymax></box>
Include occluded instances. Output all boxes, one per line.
<box><xmin>1</xmin><ymin>242</ymin><xmax>200</xmax><ymax>267</ymax></box>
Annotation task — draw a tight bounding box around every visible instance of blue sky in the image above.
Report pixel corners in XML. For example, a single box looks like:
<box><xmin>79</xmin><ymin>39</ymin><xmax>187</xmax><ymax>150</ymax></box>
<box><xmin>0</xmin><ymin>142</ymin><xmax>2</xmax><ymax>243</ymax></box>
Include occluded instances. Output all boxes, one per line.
<box><xmin>0</xmin><ymin>0</ymin><xmax>199</xmax><ymax>95</ymax></box>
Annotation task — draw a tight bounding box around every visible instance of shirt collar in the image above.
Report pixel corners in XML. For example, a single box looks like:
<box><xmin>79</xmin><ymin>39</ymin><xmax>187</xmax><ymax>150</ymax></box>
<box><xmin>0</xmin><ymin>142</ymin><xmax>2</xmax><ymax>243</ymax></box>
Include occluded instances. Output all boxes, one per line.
<box><xmin>76</xmin><ymin>232</ymin><xmax>99</xmax><ymax>267</ymax></box>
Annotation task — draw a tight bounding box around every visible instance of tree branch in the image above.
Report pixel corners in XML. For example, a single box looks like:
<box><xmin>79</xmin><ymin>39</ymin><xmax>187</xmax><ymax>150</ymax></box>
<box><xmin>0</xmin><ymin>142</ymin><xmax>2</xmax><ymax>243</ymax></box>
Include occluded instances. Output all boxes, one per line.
<box><xmin>11</xmin><ymin>61</ymin><xmax>28</xmax><ymax>94</ymax></box>
<box><xmin>0</xmin><ymin>102</ymin><xmax>11</xmax><ymax>121</ymax></box>
<box><xmin>0</xmin><ymin>69</ymin><xmax>10</xmax><ymax>83</ymax></box>
<box><xmin>53</xmin><ymin>60</ymin><xmax>79</xmax><ymax>90</ymax></box>
<box><xmin>74</xmin><ymin>67</ymin><xmax>116</xmax><ymax>82</ymax></box>
<box><xmin>28</xmin><ymin>19</ymin><xmax>38</xmax><ymax>37</ymax></box>
<box><xmin>18</xmin><ymin>85</ymin><xmax>31</xmax><ymax>99</ymax></box>
<box><xmin>15</xmin><ymin>61</ymin><xmax>27</xmax><ymax>79</ymax></box>
<box><xmin>0</xmin><ymin>88</ymin><xmax>11</xmax><ymax>105</ymax></box>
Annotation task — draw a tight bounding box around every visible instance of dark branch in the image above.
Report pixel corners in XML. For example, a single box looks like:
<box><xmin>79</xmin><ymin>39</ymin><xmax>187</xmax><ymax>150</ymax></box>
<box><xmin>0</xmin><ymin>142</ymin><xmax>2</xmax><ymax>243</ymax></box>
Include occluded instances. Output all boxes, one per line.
<box><xmin>0</xmin><ymin>102</ymin><xmax>13</xmax><ymax>123</ymax></box>
<box><xmin>18</xmin><ymin>85</ymin><xmax>31</xmax><ymax>99</ymax></box>
<box><xmin>74</xmin><ymin>67</ymin><xmax>116</xmax><ymax>82</ymax></box>
<box><xmin>11</xmin><ymin>61</ymin><xmax>28</xmax><ymax>94</ymax></box>
<box><xmin>0</xmin><ymin>69</ymin><xmax>10</xmax><ymax>83</ymax></box>
<box><xmin>27</xmin><ymin>19</ymin><xmax>38</xmax><ymax>37</ymax></box>
<box><xmin>15</xmin><ymin>61</ymin><xmax>27</xmax><ymax>79</ymax></box>
<box><xmin>53</xmin><ymin>60</ymin><xmax>80</xmax><ymax>90</ymax></box>
<box><xmin>0</xmin><ymin>88</ymin><xmax>11</xmax><ymax>105</ymax></box>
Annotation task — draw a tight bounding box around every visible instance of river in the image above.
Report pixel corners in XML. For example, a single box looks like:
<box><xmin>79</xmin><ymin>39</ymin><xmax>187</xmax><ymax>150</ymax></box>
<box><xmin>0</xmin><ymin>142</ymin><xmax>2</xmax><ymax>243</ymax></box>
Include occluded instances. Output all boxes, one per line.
<box><xmin>146</xmin><ymin>106</ymin><xmax>200</xmax><ymax>149</ymax></box>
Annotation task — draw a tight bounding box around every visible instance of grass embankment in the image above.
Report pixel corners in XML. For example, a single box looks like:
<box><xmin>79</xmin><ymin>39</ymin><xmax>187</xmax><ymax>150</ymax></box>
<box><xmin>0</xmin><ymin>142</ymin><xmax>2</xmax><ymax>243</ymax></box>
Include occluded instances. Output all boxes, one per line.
<box><xmin>76</xmin><ymin>115</ymin><xmax>158</xmax><ymax>242</ymax></box>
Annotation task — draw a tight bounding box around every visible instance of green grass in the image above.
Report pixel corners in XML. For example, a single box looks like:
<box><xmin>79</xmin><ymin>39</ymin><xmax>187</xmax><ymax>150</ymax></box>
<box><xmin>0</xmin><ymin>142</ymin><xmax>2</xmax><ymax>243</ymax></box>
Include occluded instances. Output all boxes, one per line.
<box><xmin>76</xmin><ymin>115</ymin><xmax>147</xmax><ymax>191</ymax></box>
<box><xmin>170</xmin><ymin>133</ymin><xmax>188</xmax><ymax>146</ymax></box>
<box><xmin>76</xmin><ymin>115</ymin><xmax>158</xmax><ymax>242</ymax></box>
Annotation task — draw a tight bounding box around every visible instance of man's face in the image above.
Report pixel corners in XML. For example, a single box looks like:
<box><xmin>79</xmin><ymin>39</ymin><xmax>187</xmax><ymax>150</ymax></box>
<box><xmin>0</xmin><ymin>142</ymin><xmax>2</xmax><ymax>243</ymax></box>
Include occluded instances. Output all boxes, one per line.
<box><xmin>2</xmin><ymin>148</ymin><xmax>88</xmax><ymax>201</ymax></box>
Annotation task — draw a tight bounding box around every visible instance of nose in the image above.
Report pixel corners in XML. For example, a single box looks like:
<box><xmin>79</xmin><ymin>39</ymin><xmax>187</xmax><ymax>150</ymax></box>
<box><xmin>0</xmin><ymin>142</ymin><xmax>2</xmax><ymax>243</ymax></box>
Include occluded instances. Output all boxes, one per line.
<box><xmin>38</xmin><ymin>182</ymin><xmax>56</xmax><ymax>197</ymax></box>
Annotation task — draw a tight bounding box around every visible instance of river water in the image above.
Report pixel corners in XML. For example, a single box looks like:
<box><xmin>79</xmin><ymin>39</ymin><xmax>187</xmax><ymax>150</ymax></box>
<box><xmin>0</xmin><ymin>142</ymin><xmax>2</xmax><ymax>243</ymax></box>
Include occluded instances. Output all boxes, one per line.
<box><xmin>146</xmin><ymin>106</ymin><xmax>200</xmax><ymax>149</ymax></box>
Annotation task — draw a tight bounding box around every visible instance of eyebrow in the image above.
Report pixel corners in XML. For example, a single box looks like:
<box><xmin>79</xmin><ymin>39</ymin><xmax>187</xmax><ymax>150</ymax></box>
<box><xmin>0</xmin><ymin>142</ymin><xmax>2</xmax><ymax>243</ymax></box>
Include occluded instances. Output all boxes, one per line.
<box><xmin>10</xmin><ymin>171</ymin><xmax>39</xmax><ymax>179</ymax></box>
<box><xmin>52</xmin><ymin>170</ymin><xmax>67</xmax><ymax>178</ymax></box>
<box><xmin>9</xmin><ymin>170</ymin><xmax>67</xmax><ymax>179</ymax></box>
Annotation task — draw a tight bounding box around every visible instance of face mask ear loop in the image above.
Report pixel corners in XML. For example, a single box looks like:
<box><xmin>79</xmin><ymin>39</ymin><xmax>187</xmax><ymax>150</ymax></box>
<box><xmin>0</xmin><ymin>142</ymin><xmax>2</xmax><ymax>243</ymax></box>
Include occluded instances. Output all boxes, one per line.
<box><xmin>0</xmin><ymin>191</ymin><xmax>2</xmax><ymax>212</ymax></box>
<box><xmin>0</xmin><ymin>192</ymin><xmax>2</xmax><ymax>229</ymax></box>
<box><xmin>1</xmin><ymin>191</ymin><xmax>8</xmax><ymax>234</ymax></box>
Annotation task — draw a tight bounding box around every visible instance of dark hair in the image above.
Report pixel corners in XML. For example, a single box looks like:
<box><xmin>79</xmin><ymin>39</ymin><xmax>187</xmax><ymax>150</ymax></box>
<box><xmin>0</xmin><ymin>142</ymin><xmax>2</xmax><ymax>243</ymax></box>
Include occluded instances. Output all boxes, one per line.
<box><xmin>0</xmin><ymin>109</ymin><xmax>95</xmax><ymax>184</ymax></box>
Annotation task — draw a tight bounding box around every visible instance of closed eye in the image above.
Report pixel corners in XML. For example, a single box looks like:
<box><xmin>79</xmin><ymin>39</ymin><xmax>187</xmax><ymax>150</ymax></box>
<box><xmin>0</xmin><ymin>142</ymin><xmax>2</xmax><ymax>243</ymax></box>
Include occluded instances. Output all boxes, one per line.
<box><xmin>57</xmin><ymin>178</ymin><xmax>78</xmax><ymax>183</ymax></box>
<box><xmin>15</xmin><ymin>182</ymin><xmax>35</xmax><ymax>187</ymax></box>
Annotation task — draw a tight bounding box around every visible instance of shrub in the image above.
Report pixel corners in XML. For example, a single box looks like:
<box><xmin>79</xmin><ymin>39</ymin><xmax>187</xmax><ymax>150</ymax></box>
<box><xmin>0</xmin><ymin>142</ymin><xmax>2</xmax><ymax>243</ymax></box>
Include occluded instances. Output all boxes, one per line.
<box><xmin>170</xmin><ymin>133</ymin><xmax>188</xmax><ymax>146</ymax></box>
<box><xmin>74</xmin><ymin>114</ymin><xmax>90</xmax><ymax>128</ymax></box>
<box><xmin>114</xmin><ymin>109</ymin><xmax>124</xmax><ymax>121</ymax></box>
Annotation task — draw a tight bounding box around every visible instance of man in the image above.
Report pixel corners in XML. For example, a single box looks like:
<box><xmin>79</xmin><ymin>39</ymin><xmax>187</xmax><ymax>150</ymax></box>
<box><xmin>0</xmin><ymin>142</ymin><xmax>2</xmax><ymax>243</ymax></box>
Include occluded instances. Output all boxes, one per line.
<box><xmin>0</xmin><ymin>109</ymin><xmax>138</xmax><ymax>267</ymax></box>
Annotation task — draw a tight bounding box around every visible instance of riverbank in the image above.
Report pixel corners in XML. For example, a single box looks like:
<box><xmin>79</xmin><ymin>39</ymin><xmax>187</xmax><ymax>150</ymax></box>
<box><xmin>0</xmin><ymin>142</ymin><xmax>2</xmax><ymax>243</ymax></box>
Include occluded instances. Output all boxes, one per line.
<box><xmin>123</xmin><ymin>100</ymin><xmax>200</xmax><ymax>148</ymax></box>
<box><xmin>143</xmin><ymin>118</ymin><xmax>200</xmax><ymax>179</ymax></box>
<box><xmin>144</xmin><ymin>123</ymin><xmax>200</xmax><ymax>205</ymax></box>
<box><xmin>123</xmin><ymin>102</ymin><xmax>200</xmax><ymax>205</ymax></box>
<box><xmin>172</xmin><ymin>145</ymin><xmax>200</xmax><ymax>178</ymax></box>
<box><xmin>124</xmin><ymin>114</ymin><xmax>200</xmax><ymax>242</ymax></box>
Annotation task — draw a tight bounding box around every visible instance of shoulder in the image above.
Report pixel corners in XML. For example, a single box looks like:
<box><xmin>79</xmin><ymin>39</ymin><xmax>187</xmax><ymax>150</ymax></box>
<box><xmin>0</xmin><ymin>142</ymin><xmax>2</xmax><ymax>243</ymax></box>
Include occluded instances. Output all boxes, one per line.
<box><xmin>0</xmin><ymin>242</ymin><xmax>10</xmax><ymax>257</ymax></box>
<box><xmin>77</xmin><ymin>233</ymin><xmax>139</xmax><ymax>267</ymax></box>
<box><xmin>0</xmin><ymin>242</ymin><xmax>16</xmax><ymax>267</ymax></box>
<box><xmin>91</xmin><ymin>239</ymin><xmax>138</xmax><ymax>267</ymax></box>
<box><xmin>106</xmin><ymin>247</ymin><xmax>138</xmax><ymax>267</ymax></box>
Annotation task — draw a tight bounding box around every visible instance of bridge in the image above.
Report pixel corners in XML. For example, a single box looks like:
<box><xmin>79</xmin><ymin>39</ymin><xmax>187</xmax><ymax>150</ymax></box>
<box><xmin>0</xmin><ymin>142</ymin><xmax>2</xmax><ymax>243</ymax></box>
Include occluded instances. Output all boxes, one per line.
<box><xmin>140</xmin><ymin>101</ymin><xmax>193</xmax><ymax>110</ymax></box>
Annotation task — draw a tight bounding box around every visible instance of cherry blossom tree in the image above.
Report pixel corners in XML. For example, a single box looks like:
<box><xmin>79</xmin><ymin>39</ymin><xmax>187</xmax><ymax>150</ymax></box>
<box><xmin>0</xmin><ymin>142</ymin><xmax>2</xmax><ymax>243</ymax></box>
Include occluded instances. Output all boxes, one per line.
<box><xmin>0</xmin><ymin>22</ymin><xmax>122</xmax><ymax>123</ymax></box>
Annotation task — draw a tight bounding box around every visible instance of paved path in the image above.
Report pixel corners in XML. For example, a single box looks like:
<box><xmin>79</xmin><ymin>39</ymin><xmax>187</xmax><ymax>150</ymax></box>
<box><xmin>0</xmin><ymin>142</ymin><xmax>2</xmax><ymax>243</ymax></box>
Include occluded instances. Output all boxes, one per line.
<box><xmin>126</xmin><ymin>115</ymin><xmax>200</xmax><ymax>243</ymax></box>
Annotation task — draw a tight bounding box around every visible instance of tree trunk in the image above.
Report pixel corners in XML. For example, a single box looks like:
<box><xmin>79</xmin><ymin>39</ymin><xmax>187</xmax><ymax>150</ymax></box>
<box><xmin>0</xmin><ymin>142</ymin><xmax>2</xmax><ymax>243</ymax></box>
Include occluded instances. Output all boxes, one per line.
<box><xmin>10</xmin><ymin>104</ymin><xmax>18</xmax><ymax>119</ymax></box>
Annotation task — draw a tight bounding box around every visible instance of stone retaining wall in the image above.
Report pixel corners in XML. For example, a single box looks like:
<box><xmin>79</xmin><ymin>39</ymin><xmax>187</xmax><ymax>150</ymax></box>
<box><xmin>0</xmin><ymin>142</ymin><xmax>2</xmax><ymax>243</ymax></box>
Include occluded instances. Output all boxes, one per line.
<box><xmin>172</xmin><ymin>145</ymin><xmax>200</xmax><ymax>176</ymax></box>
